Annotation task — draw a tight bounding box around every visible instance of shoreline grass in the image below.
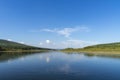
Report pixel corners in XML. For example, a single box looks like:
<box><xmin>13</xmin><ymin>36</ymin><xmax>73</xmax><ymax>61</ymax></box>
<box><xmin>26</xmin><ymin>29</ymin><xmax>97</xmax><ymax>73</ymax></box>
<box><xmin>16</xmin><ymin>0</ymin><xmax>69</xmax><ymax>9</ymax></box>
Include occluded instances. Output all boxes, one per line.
<box><xmin>0</xmin><ymin>50</ymin><xmax>53</xmax><ymax>53</ymax></box>
<box><xmin>61</xmin><ymin>50</ymin><xmax>120</xmax><ymax>55</ymax></box>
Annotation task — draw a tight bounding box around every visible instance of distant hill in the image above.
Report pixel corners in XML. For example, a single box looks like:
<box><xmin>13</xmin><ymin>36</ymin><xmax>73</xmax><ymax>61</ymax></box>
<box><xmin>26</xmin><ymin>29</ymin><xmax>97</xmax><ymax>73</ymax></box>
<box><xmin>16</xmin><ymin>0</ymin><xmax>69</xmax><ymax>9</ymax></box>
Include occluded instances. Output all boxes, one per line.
<box><xmin>63</xmin><ymin>42</ymin><xmax>120</xmax><ymax>53</ymax></box>
<box><xmin>0</xmin><ymin>39</ymin><xmax>51</xmax><ymax>52</ymax></box>
<box><xmin>83</xmin><ymin>42</ymin><xmax>120</xmax><ymax>51</ymax></box>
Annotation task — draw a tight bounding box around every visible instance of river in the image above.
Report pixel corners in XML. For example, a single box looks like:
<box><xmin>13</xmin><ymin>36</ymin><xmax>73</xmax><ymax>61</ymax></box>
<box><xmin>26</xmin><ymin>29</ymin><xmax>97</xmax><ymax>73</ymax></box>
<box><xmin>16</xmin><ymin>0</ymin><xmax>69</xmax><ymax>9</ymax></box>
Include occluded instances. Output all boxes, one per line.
<box><xmin>0</xmin><ymin>51</ymin><xmax>120</xmax><ymax>80</ymax></box>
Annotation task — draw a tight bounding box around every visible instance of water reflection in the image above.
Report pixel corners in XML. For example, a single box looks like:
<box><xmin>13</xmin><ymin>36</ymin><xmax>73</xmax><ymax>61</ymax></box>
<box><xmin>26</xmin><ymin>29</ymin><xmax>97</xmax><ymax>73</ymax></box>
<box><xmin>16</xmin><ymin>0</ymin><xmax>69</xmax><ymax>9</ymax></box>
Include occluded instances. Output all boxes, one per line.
<box><xmin>46</xmin><ymin>57</ymin><xmax>50</xmax><ymax>63</ymax></box>
<box><xmin>0</xmin><ymin>51</ymin><xmax>120</xmax><ymax>80</ymax></box>
<box><xmin>0</xmin><ymin>52</ymin><xmax>120</xmax><ymax>63</ymax></box>
<box><xmin>20</xmin><ymin>57</ymin><xmax>25</xmax><ymax>61</ymax></box>
<box><xmin>64</xmin><ymin>52</ymin><xmax>120</xmax><ymax>59</ymax></box>
<box><xmin>0</xmin><ymin>52</ymin><xmax>46</xmax><ymax>63</ymax></box>
<box><xmin>59</xmin><ymin>64</ymin><xmax>71</xmax><ymax>74</ymax></box>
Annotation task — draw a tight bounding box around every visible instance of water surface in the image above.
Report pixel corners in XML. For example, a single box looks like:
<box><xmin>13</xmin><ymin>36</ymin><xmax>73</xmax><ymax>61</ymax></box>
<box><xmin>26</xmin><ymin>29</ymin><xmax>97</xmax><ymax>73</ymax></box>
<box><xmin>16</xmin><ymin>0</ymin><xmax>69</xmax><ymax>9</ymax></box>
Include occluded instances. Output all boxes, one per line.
<box><xmin>0</xmin><ymin>51</ymin><xmax>120</xmax><ymax>80</ymax></box>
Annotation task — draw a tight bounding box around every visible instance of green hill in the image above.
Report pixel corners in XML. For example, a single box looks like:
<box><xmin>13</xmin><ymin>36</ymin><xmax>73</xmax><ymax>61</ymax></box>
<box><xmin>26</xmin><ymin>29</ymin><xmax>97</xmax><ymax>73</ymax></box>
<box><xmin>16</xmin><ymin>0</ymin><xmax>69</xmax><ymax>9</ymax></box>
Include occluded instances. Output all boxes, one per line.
<box><xmin>63</xmin><ymin>42</ymin><xmax>120</xmax><ymax>53</ymax></box>
<box><xmin>83</xmin><ymin>42</ymin><xmax>120</xmax><ymax>51</ymax></box>
<box><xmin>0</xmin><ymin>39</ymin><xmax>51</xmax><ymax>52</ymax></box>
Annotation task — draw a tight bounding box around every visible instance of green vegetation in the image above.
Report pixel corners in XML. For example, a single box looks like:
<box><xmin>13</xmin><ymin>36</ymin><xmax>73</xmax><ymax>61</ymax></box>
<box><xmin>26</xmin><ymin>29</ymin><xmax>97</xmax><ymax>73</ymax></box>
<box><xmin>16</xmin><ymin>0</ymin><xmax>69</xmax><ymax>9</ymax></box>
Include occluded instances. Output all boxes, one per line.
<box><xmin>0</xmin><ymin>39</ymin><xmax>51</xmax><ymax>52</ymax></box>
<box><xmin>62</xmin><ymin>42</ymin><xmax>120</xmax><ymax>54</ymax></box>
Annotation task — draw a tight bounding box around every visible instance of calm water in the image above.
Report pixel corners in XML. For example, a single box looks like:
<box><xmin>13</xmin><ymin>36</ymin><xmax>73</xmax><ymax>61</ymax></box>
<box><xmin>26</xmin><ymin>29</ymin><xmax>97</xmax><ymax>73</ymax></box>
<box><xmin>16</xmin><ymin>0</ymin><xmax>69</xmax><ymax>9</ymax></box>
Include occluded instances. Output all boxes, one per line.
<box><xmin>0</xmin><ymin>51</ymin><xmax>120</xmax><ymax>80</ymax></box>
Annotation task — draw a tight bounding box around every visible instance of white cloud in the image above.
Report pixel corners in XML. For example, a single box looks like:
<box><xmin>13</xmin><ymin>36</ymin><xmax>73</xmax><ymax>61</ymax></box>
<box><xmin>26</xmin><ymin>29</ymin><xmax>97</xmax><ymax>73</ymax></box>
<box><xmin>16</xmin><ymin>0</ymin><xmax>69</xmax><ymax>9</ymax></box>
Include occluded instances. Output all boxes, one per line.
<box><xmin>39</xmin><ymin>42</ymin><xmax>43</xmax><ymax>45</ymax></box>
<box><xmin>46</xmin><ymin>40</ymin><xmax>51</xmax><ymax>44</ymax></box>
<box><xmin>38</xmin><ymin>39</ymin><xmax>99</xmax><ymax>49</ymax></box>
<box><xmin>7</xmin><ymin>39</ymin><xmax>12</xmax><ymax>41</ymax></box>
<box><xmin>40</xmin><ymin>26</ymin><xmax>90</xmax><ymax>38</ymax></box>
<box><xmin>61</xmin><ymin>39</ymin><xmax>98</xmax><ymax>48</ymax></box>
<box><xmin>19</xmin><ymin>42</ymin><xmax>25</xmax><ymax>44</ymax></box>
<box><xmin>57</xmin><ymin>28</ymin><xmax>78</xmax><ymax>37</ymax></box>
<box><xmin>42</xmin><ymin>29</ymin><xmax>57</xmax><ymax>32</ymax></box>
<box><xmin>39</xmin><ymin>40</ymin><xmax>55</xmax><ymax>48</ymax></box>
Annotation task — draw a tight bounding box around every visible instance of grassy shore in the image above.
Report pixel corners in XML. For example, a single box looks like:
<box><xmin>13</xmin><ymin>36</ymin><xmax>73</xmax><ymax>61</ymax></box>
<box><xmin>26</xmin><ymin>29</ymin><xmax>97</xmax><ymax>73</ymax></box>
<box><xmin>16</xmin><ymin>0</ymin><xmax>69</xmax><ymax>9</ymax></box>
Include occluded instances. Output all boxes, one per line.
<box><xmin>0</xmin><ymin>50</ymin><xmax>53</xmax><ymax>53</ymax></box>
<box><xmin>61</xmin><ymin>41</ymin><xmax>120</xmax><ymax>55</ymax></box>
<box><xmin>61</xmin><ymin>49</ymin><xmax>120</xmax><ymax>55</ymax></box>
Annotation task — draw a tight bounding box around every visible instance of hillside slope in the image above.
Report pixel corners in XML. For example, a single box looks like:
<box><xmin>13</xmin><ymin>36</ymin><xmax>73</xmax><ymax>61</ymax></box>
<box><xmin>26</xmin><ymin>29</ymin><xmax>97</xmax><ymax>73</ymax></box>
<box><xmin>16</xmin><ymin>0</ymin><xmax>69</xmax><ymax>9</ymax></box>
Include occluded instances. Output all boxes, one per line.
<box><xmin>83</xmin><ymin>42</ymin><xmax>120</xmax><ymax>51</ymax></box>
<box><xmin>63</xmin><ymin>42</ymin><xmax>120</xmax><ymax>53</ymax></box>
<box><xmin>0</xmin><ymin>39</ymin><xmax>50</xmax><ymax>51</ymax></box>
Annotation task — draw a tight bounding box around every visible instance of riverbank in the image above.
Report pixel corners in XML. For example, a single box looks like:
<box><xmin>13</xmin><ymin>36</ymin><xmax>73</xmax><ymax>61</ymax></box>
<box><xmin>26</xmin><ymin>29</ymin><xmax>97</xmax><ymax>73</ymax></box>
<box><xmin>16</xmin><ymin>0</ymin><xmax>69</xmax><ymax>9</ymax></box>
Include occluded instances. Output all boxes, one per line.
<box><xmin>0</xmin><ymin>50</ymin><xmax>53</xmax><ymax>53</ymax></box>
<box><xmin>61</xmin><ymin>50</ymin><xmax>120</xmax><ymax>55</ymax></box>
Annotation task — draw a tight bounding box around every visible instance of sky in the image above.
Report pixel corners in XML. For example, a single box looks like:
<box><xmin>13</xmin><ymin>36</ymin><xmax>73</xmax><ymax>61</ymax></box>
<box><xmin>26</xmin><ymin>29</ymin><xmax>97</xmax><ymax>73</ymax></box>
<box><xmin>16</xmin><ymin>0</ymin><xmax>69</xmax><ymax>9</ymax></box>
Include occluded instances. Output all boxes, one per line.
<box><xmin>1</xmin><ymin>0</ymin><xmax>120</xmax><ymax>49</ymax></box>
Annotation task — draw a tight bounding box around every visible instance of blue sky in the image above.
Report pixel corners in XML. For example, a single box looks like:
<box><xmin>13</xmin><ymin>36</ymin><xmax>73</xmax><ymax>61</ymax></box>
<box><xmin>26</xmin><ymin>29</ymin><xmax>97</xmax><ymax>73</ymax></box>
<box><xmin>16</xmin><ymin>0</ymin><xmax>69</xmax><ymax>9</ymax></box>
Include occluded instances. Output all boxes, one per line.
<box><xmin>1</xmin><ymin>0</ymin><xmax>120</xmax><ymax>48</ymax></box>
